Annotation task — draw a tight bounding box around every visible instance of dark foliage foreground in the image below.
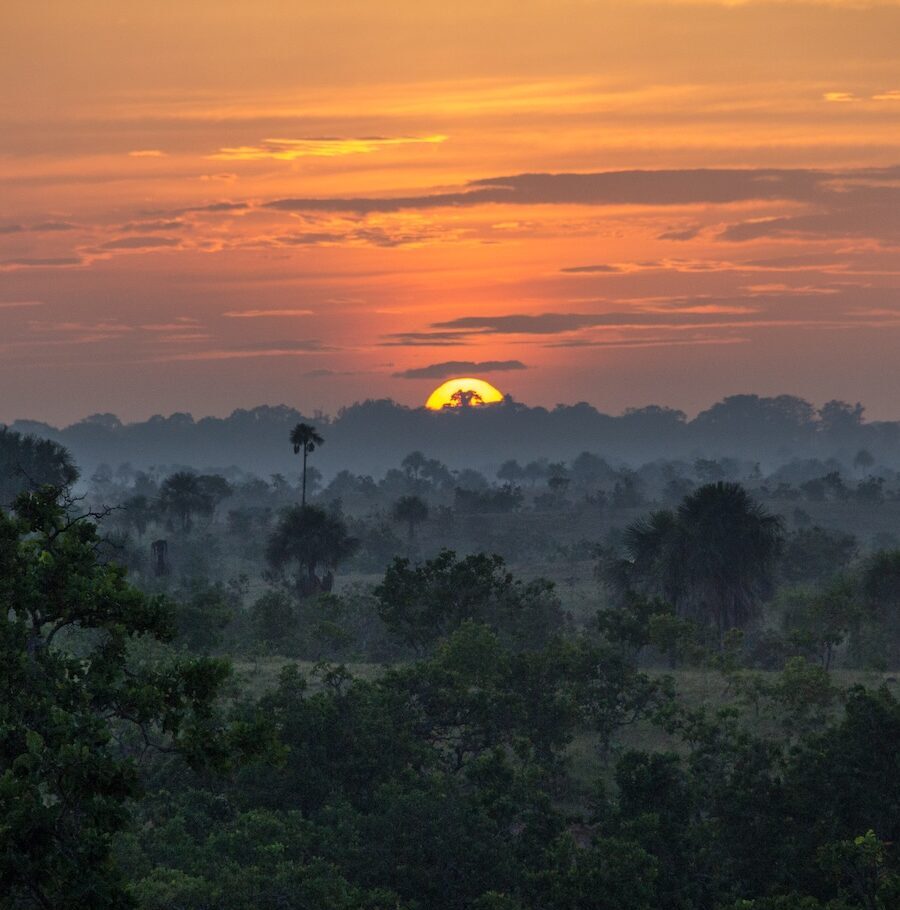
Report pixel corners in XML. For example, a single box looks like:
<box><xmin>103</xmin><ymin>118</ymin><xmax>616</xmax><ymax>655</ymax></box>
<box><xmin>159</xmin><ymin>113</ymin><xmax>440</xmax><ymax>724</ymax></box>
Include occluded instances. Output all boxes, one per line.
<box><xmin>1</xmin><ymin>488</ymin><xmax>898</xmax><ymax>909</ymax></box>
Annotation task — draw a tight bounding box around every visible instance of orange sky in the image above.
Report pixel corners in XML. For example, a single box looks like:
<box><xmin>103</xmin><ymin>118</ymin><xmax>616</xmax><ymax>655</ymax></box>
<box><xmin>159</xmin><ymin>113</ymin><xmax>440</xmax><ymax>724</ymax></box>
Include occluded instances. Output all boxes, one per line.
<box><xmin>3</xmin><ymin>0</ymin><xmax>900</xmax><ymax>423</ymax></box>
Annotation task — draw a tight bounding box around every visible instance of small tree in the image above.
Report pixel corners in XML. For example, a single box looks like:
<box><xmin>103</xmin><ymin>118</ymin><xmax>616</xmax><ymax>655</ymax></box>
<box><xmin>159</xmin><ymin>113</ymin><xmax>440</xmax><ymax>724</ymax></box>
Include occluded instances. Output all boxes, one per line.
<box><xmin>158</xmin><ymin>471</ymin><xmax>212</xmax><ymax>532</ymax></box>
<box><xmin>392</xmin><ymin>495</ymin><xmax>429</xmax><ymax>544</ymax></box>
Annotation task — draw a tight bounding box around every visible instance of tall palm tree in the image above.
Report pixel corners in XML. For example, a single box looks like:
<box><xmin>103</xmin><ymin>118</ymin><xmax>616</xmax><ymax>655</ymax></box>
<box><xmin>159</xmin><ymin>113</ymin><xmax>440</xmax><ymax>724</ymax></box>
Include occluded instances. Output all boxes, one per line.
<box><xmin>289</xmin><ymin>422</ymin><xmax>324</xmax><ymax>506</ymax></box>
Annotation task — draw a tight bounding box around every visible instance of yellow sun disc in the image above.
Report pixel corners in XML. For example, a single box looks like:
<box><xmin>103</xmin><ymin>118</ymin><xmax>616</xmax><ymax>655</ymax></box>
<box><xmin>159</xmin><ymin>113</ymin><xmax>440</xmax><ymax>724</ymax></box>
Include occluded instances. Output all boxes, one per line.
<box><xmin>425</xmin><ymin>377</ymin><xmax>504</xmax><ymax>410</ymax></box>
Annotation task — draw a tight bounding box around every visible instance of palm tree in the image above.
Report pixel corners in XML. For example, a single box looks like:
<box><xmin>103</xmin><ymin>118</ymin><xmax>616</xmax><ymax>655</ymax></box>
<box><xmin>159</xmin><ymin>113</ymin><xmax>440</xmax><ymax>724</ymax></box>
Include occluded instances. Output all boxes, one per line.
<box><xmin>392</xmin><ymin>494</ymin><xmax>429</xmax><ymax>544</ymax></box>
<box><xmin>158</xmin><ymin>472</ymin><xmax>212</xmax><ymax>532</ymax></box>
<box><xmin>266</xmin><ymin>504</ymin><xmax>358</xmax><ymax>597</ymax></box>
<box><xmin>609</xmin><ymin>482</ymin><xmax>782</xmax><ymax>645</ymax></box>
<box><xmin>290</xmin><ymin>422</ymin><xmax>324</xmax><ymax>506</ymax></box>
<box><xmin>676</xmin><ymin>482</ymin><xmax>783</xmax><ymax>641</ymax></box>
<box><xmin>620</xmin><ymin>508</ymin><xmax>687</xmax><ymax>608</ymax></box>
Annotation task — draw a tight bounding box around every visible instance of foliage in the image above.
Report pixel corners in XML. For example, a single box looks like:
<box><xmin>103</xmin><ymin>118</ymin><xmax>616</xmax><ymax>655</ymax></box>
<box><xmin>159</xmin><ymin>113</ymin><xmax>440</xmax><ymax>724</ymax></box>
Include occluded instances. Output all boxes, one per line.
<box><xmin>392</xmin><ymin>494</ymin><xmax>429</xmax><ymax>542</ymax></box>
<box><xmin>374</xmin><ymin>549</ymin><xmax>567</xmax><ymax>652</ymax></box>
<box><xmin>0</xmin><ymin>426</ymin><xmax>78</xmax><ymax>506</ymax></box>
<box><xmin>290</xmin><ymin>422</ymin><xmax>324</xmax><ymax>506</ymax></box>
<box><xmin>158</xmin><ymin>472</ymin><xmax>231</xmax><ymax>532</ymax></box>
<box><xmin>266</xmin><ymin>505</ymin><xmax>359</xmax><ymax>597</ymax></box>
<box><xmin>607</xmin><ymin>483</ymin><xmax>783</xmax><ymax>641</ymax></box>
<box><xmin>0</xmin><ymin>488</ymin><xmax>256</xmax><ymax>908</ymax></box>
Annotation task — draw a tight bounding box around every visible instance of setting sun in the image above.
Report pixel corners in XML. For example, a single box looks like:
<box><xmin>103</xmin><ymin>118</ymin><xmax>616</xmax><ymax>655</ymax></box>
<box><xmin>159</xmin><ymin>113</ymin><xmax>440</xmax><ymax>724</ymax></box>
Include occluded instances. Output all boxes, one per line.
<box><xmin>425</xmin><ymin>377</ymin><xmax>504</xmax><ymax>410</ymax></box>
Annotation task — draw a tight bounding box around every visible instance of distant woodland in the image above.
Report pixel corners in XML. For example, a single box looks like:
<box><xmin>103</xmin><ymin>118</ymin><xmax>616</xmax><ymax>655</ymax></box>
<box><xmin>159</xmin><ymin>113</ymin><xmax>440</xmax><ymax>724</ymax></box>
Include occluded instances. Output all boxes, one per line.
<box><xmin>6</xmin><ymin>394</ymin><xmax>895</xmax><ymax>479</ymax></box>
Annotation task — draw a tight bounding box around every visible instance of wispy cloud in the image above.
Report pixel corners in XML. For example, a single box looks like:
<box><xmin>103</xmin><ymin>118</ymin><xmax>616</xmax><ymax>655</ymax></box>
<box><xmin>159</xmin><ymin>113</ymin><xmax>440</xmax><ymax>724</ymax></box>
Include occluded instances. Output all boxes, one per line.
<box><xmin>120</xmin><ymin>219</ymin><xmax>185</xmax><ymax>232</ymax></box>
<box><xmin>209</xmin><ymin>135</ymin><xmax>447</xmax><ymax>161</ymax></box>
<box><xmin>152</xmin><ymin>339</ymin><xmax>337</xmax><ymax>362</ymax></box>
<box><xmin>393</xmin><ymin>360</ymin><xmax>528</xmax><ymax>379</ymax></box>
<box><xmin>31</xmin><ymin>221</ymin><xmax>78</xmax><ymax>232</ymax></box>
<box><xmin>99</xmin><ymin>236</ymin><xmax>181</xmax><ymax>250</ymax></box>
<box><xmin>223</xmin><ymin>308</ymin><xmax>314</xmax><ymax>318</ymax></box>
<box><xmin>560</xmin><ymin>264</ymin><xmax>623</xmax><ymax>274</ymax></box>
<box><xmin>1</xmin><ymin>257</ymin><xmax>83</xmax><ymax>269</ymax></box>
<box><xmin>381</xmin><ymin>331</ymin><xmax>474</xmax><ymax>347</ymax></box>
<box><xmin>546</xmin><ymin>336</ymin><xmax>749</xmax><ymax>350</ymax></box>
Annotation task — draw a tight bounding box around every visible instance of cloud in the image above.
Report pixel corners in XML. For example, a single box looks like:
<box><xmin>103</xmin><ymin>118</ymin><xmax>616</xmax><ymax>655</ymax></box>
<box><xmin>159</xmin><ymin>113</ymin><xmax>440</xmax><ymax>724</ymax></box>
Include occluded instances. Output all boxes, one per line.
<box><xmin>546</xmin><ymin>336</ymin><xmax>749</xmax><ymax>350</ymax></box>
<box><xmin>274</xmin><ymin>232</ymin><xmax>348</xmax><ymax>245</ymax></box>
<box><xmin>196</xmin><ymin>201</ymin><xmax>248</xmax><ymax>213</ymax></box>
<box><xmin>272</xmin><ymin>226</ymin><xmax>441</xmax><ymax>248</ymax></box>
<box><xmin>0</xmin><ymin>300</ymin><xmax>44</xmax><ymax>309</ymax></box>
<box><xmin>30</xmin><ymin>221</ymin><xmax>78</xmax><ymax>232</ymax></box>
<box><xmin>432</xmin><ymin>313</ymin><xmax>608</xmax><ymax>334</ymax></box>
<box><xmin>393</xmin><ymin>360</ymin><xmax>528</xmax><ymax>379</ymax></box>
<box><xmin>228</xmin><ymin>339</ymin><xmax>333</xmax><ymax>352</ymax></box>
<box><xmin>719</xmin><ymin>191</ymin><xmax>900</xmax><ymax>241</ymax></box>
<box><xmin>0</xmin><ymin>224</ymin><xmax>24</xmax><ymax>234</ymax></box>
<box><xmin>129</xmin><ymin>149</ymin><xmax>166</xmax><ymax>157</ymax></box>
<box><xmin>121</xmin><ymin>220</ymin><xmax>185</xmax><ymax>231</ymax></box>
<box><xmin>156</xmin><ymin>339</ymin><xmax>335</xmax><ymax>362</ymax></box>
<box><xmin>380</xmin><ymin>331</ymin><xmax>474</xmax><ymax>347</ymax></box>
<box><xmin>99</xmin><ymin>235</ymin><xmax>181</xmax><ymax>250</ymax></box>
<box><xmin>658</xmin><ymin>225</ymin><xmax>703</xmax><ymax>240</ymax></box>
<box><xmin>1</xmin><ymin>257</ymin><xmax>82</xmax><ymax>269</ymax></box>
<box><xmin>265</xmin><ymin>167</ymin><xmax>833</xmax><ymax>214</ymax></box>
<box><xmin>302</xmin><ymin>368</ymin><xmax>366</xmax><ymax>378</ymax></box>
<box><xmin>743</xmin><ymin>253</ymin><xmax>852</xmax><ymax>269</ymax></box>
<box><xmin>259</xmin><ymin>166</ymin><xmax>900</xmax><ymax>247</ymax></box>
<box><xmin>560</xmin><ymin>264</ymin><xmax>623</xmax><ymax>274</ymax></box>
<box><xmin>405</xmin><ymin>287</ymin><xmax>900</xmax><ymax>348</ymax></box>
<box><xmin>209</xmin><ymin>135</ymin><xmax>447</xmax><ymax>161</ymax></box>
<box><xmin>223</xmin><ymin>308</ymin><xmax>314</xmax><ymax>318</ymax></box>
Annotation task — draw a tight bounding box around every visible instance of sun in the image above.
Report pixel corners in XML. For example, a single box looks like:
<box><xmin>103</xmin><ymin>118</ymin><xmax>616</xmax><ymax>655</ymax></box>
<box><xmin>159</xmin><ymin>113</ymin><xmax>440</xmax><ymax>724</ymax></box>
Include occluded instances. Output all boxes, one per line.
<box><xmin>425</xmin><ymin>377</ymin><xmax>504</xmax><ymax>410</ymax></box>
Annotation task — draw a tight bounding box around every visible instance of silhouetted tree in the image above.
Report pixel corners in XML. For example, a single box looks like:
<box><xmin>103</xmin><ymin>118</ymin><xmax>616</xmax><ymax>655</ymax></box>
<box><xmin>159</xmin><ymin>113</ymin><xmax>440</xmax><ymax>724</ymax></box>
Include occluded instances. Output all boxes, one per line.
<box><xmin>401</xmin><ymin>451</ymin><xmax>428</xmax><ymax>480</ymax></box>
<box><xmin>266</xmin><ymin>504</ymin><xmax>358</xmax><ymax>597</ymax></box>
<box><xmin>0</xmin><ymin>427</ymin><xmax>78</xmax><ymax>506</ymax></box>
<box><xmin>122</xmin><ymin>494</ymin><xmax>155</xmax><ymax>537</ymax></box>
<box><xmin>609</xmin><ymin>483</ymin><xmax>782</xmax><ymax>642</ymax></box>
<box><xmin>393</xmin><ymin>494</ymin><xmax>429</xmax><ymax>544</ymax></box>
<box><xmin>290</xmin><ymin>423</ymin><xmax>324</xmax><ymax>506</ymax></box>
<box><xmin>448</xmin><ymin>389</ymin><xmax>484</xmax><ymax>408</ymax></box>
<box><xmin>497</xmin><ymin>459</ymin><xmax>525</xmax><ymax>484</ymax></box>
<box><xmin>860</xmin><ymin>549</ymin><xmax>900</xmax><ymax>667</ymax></box>
<box><xmin>677</xmin><ymin>482</ymin><xmax>783</xmax><ymax>639</ymax></box>
<box><xmin>158</xmin><ymin>472</ymin><xmax>212</xmax><ymax>532</ymax></box>
<box><xmin>853</xmin><ymin>448</ymin><xmax>875</xmax><ymax>471</ymax></box>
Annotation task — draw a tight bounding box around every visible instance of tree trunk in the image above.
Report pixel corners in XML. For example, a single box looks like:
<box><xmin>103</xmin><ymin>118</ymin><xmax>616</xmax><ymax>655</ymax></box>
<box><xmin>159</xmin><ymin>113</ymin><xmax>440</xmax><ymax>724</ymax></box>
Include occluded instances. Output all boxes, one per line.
<box><xmin>302</xmin><ymin>448</ymin><xmax>308</xmax><ymax>506</ymax></box>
